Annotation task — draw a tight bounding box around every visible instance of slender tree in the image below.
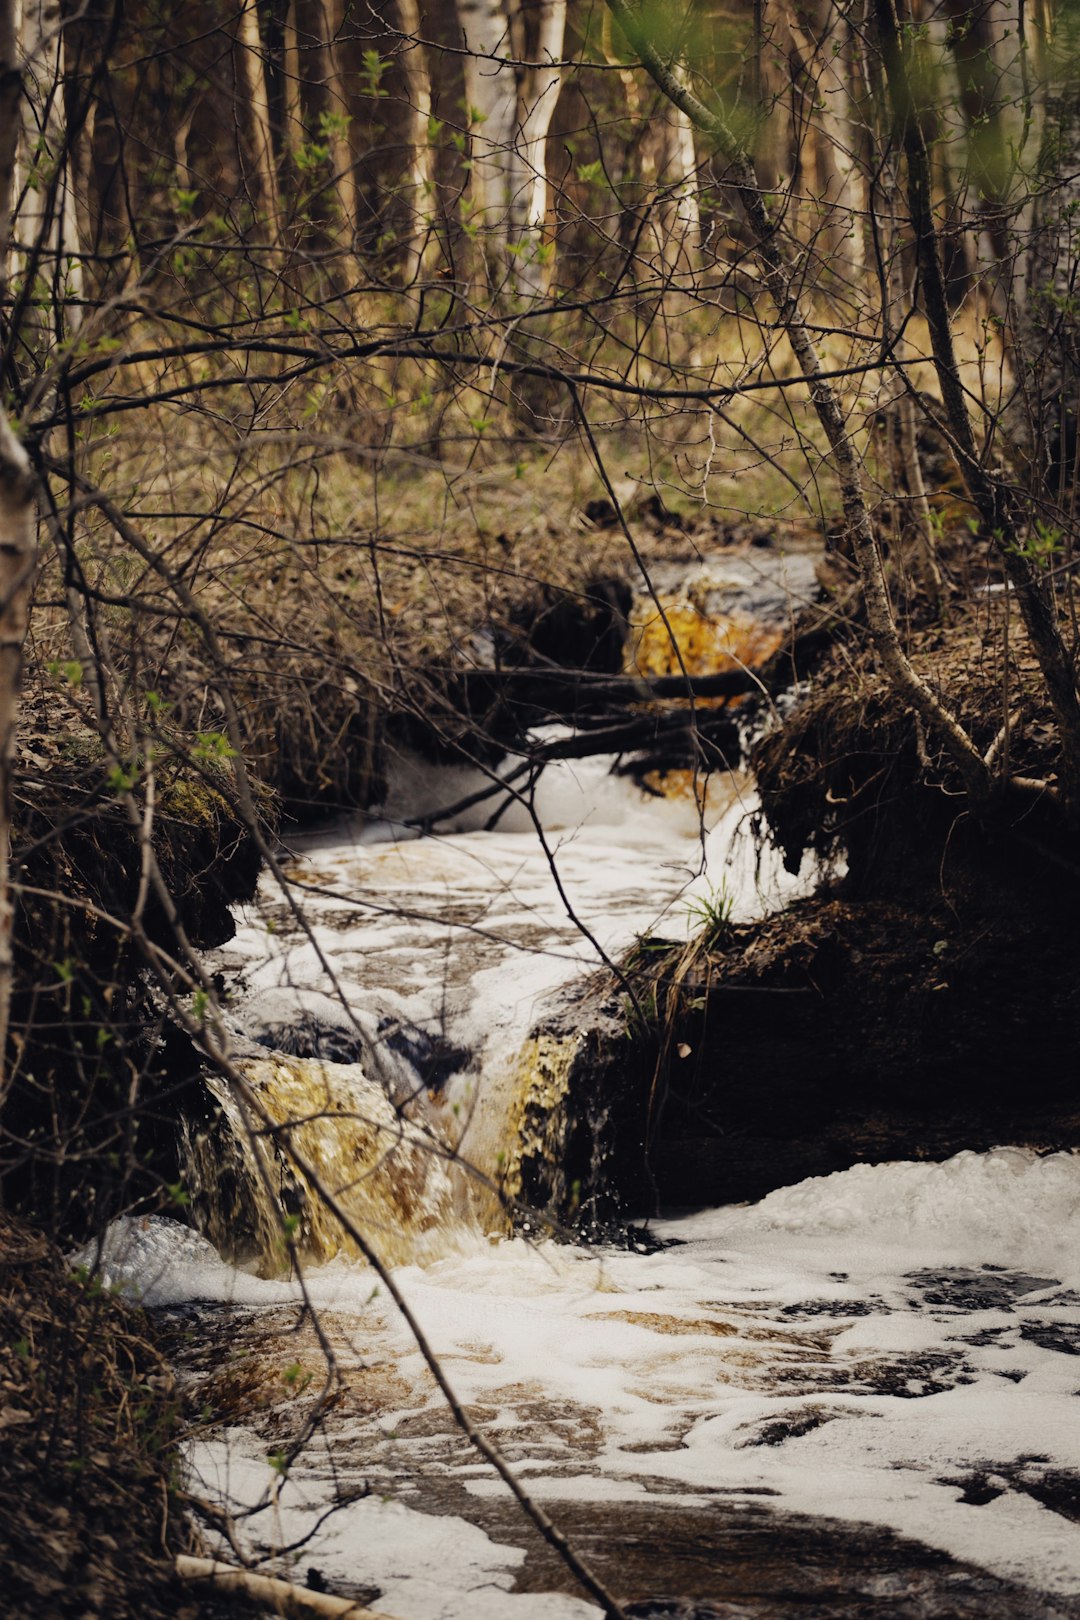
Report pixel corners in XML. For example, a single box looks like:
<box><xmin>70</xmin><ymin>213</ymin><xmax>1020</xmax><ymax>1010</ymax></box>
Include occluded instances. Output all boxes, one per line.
<box><xmin>313</xmin><ymin>0</ymin><xmax>360</xmax><ymax>253</ymax></box>
<box><xmin>511</xmin><ymin>0</ymin><xmax>567</xmax><ymax>294</ymax></box>
<box><xmin>235</xmin><ymin>0</ymin><xmax>283</xmax><ymax>240</ymax></box>
<box><xmin>13</xmin><ymin>0</ymin><xmax>83</xmax><ymax>345</ymax></box>
<box><xmin>457</xmin><ymin>0</ymin><xmax>521</xmax><ymax>267</ymax></box>
<box><xmin>0</xmin><ymin>0</ymin><xmax>38</xmax><ymax>1095</ymax></box>
<box><xmin>396</xmin><ymin>0</ymin><xmax>438</xmax><ymax>284</ymax></box>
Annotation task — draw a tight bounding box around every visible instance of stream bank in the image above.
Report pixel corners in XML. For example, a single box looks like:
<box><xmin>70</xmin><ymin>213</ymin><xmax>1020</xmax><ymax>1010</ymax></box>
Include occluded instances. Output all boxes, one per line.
<box><xmin>0</xmin><ymin>1212</ymin><xmax>240</xmax><ymax>1620</ymax></box>
<box><xmin>565</xmin><ymin>883</ymin><xmax>1080</xmax><ymax>1218</ymax></box>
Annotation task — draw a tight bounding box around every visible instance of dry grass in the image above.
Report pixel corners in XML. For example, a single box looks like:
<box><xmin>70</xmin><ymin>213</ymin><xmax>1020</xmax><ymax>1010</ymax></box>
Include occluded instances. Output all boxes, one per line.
<box><xmin>0</xmin><ymin>1215</ymin><xmax>189</xmax><ymax>1618</ymax></box>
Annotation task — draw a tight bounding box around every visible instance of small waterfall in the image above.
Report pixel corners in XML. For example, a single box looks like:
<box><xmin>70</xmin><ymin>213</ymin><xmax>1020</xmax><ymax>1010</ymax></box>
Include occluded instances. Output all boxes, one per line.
<box><xmin>626</xmin><ymin>561</ymin><xmax>789</xmax><ymax>687</ymax></box>
<box><xmin>501</xmin><ymin>1031</ymin><xmax>585</xmax><ymax>1208</ymax></box>
<box><xmin>180</xmin><ymin>1055</ymin><xmax>463</xmax><ymax>1272</ymax></box>
<box><xmin>180</xmin><ymin>550</ymin><xmax>821</xmax><ymax>1271</ymax></box>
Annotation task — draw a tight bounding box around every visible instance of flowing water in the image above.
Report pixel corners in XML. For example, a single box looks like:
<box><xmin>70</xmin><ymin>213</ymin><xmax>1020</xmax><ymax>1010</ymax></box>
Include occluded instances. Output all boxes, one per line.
<box><xmin>91</xmin><ymin>552</ymin><xmax>1080</xmax><ymax>1618</ymax></box>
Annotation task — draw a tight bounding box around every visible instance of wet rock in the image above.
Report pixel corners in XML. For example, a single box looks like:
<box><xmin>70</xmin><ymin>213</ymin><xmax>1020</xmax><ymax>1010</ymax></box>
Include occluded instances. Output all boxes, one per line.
<box><xmin>466</xmin><ymin>1493</ymin><xmax>1078</xmax><ymax>1619</ymax></box>
<box><xmin>905</xmin><ymin>1269</ymin><xmax>1059</xmax><ymax>1313</ymax></box>
<box><xmin>256</xmin><ymin>1014</ymin><xmax>367</xmax><ymax>1066</ymax></box>
<box><xmin>375</xmin><ymin>1018</ymin><xmax>470</xmax><ymax>1092</ymax></box>
<box><xmin>625</xmin><ymin>1603</ymin><xmax>735</xmax><ymax>1619</ymax></box>
<box><xmin>1021</xmin><ymin>1322</ymin><xmax>1080</xmax><ymax>1355</ymax></box>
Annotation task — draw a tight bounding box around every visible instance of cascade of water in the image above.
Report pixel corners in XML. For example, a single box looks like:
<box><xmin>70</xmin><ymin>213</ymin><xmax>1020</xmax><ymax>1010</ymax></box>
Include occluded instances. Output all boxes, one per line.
<box><xmin>180</xmin><ymin>552</ymin><xmax>822</xmax><ymax>1268</ymax></box>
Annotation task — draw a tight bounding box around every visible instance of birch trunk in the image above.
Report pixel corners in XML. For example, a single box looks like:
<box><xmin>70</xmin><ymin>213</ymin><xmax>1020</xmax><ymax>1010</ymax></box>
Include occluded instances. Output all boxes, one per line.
<box><xmin>787</xmin><ymin>0</ymin><xmax>866</xmax><ymax>278</ymax></box>
<box><xmin>456</xmin><ymin>0</ymin><xmax>520</xmax><ymax>264</ymax></box>
<box><xmin>396</xmin><ymin>0</ymin><xmax>437</xmax><ymax>285</ymax></box>
<box><xmin>15</xmin><ymin>0</ymin><xmax>83</xmax><ymax>344</ymax></box>
<box><xmin>235</xmin><ymin>0</ymin><xmax>282</xmax><ymax>241</ymax></box>
<box><xmin>510</xmin><ymin>0</ymin><xmax>566</xmax><ymax>295</ymax></box>
<box><xmin>0</xmin><ymin>0</ymin><xmax>38</xmax><ymax>1098</ymax></box>
<box><xmin>646</xmin><ymin>101</ymin><xmax>699</xmax><ymax>280</ymax></box>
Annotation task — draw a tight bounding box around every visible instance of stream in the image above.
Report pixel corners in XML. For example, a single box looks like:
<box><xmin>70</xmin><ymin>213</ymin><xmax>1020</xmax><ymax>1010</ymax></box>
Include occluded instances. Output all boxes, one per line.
<box><xmin>92</xmin><ymin>552</ymin><xmax>1080</xmax><ymax>1619</ymax></box>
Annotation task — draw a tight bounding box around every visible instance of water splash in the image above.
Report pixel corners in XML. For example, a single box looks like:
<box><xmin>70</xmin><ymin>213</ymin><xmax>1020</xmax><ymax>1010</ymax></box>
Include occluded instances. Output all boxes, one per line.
<box><xmin>180</xmin><ymin>1055</ymin><xmax>463</xmax><ymax>1272</ymax></box>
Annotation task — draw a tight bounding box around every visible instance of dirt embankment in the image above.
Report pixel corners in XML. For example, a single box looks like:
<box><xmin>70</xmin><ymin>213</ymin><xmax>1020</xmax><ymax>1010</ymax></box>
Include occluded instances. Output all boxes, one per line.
<box><xmin>0</xmin><ymin>1213</ymin><xmax>264</xmax><ymax>1619</ymax></box>
<box><xmin>511</xmin><ymin>561</ymin><xmax>1080</xmax><ymax>1229</ymax></box>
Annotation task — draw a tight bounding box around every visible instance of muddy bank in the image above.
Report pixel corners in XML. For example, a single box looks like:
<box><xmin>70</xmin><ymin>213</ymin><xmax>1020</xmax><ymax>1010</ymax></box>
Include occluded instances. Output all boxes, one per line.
<box><xmin>515</xmin><ymin>584</ymin><xmax>1080</xmax><ymax>1226</ymax></box>
<box><xmin>3</xmin><ymin>692</ymin><xmax>266</xmax><ymax>1241</ymax></box>
<box><xmin>637</xmin><ymin>887</ymin><xmax>1080</xmax><ymax>1210</ymax></box>
<box><xmin>0</xmin><ymin>1213</ymin><xmax>249</xmax><ymax>1619</ymax></box>
<box><xmin>520</xmin><ymin>855</ymin><xmax>1080</xmax><ymax>1225</ymax></box>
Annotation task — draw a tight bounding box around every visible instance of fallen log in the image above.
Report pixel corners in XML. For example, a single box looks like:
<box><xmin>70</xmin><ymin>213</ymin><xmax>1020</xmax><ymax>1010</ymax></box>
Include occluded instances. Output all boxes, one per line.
<box><xmin>523</xmin><ymin>709</ymin><xmax>740</xmax><ymax>764</ymax></box>
<box><xmin>175</xmin><ymin>1554</ymin><xmax>399</xmax><ymax>1619</ymax></box>
<box><xmin>441</xmin><ymin>662</ymin><xmax>760</xmax><ymax>715</ymax></box>
<box><xmin>433</xmin><ymin>584</ymin><xmax>853</xmax><ymax>723</ymax></box>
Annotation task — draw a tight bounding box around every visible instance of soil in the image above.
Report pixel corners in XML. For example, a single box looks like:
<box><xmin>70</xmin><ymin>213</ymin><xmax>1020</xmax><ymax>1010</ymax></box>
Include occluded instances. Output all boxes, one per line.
<box><xmin>0</xmin><ymin>1213</ymin><xmax>263</xmax><ymax>1619</ymax></box>
<box><xmin>642</xmin><ymin>884</ymin><xmax>1080</xmax><ymax>1209</ymax></box>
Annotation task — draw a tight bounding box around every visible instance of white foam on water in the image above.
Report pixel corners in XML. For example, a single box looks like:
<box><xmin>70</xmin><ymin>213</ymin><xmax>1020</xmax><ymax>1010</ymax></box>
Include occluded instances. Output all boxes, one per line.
<box><xmin>103</xmin><ymin>1149</ymin><xmax>1080</xmax><ymax>1603</ymax></box>
<box><xmin>188</xmin><ymin>1429</ymin><xmax>601</xmax><ymax>1620</ymax></box>
<box><xmin>212</xmin><ymin>753</ymin><xmax>817</xmax><ymax>1183</ymax></box>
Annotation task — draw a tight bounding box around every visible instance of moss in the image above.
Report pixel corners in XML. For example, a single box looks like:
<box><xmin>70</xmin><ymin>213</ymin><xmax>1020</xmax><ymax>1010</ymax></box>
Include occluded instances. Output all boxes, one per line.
<box><xmin>158</xmin><ymin>772</ymin><xmax>231</xmax><ymax>827</ymax></box>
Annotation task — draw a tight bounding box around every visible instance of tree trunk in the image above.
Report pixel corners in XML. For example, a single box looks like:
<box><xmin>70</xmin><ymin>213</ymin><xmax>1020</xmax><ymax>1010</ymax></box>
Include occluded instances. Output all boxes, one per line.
<box><xmin>235</xmin><ymin>0</ymin><xmax>283</xmax><ymax>240</ymax></box>
<box><xmin>67</xmin><ymin>30</ymin><xmax>97</xmax><ymax>281</ymax></box>
<box><xmin>396</xmin><ymin>0</ymin><xmax>438</xmax><ymax>286</ymax></box>
<box><xmin>313</xmin><ymin>0</ymin><xmax>359</xmax><ymax>253</ymax></box>
<box><xmin>510</xmin><ymin>0</ymin><xmax>566</xmax><ymax>295</ymax></box>
<box><xmin>0</xmin><ymin>0</ymin><xmax>38</xmax><ymax>1100</ymax></box>
<box><xmin>941</xmin><ymin>0</ymin><xmax>1014</xmax><ymax>297</ymax></box>
<box><xmin>787</xmin><ymin>0</ymin><xmax>866</xmax><ymax>278</ymax></box>
<box><xmin>1018</xmin><ymin>0</ymin><xmax>1080</xmax><ymax>494</ymax></box>
<box><xmin>14</xmin><ymin>0</ymin><xmax>83</xmax><ymax>345</ymax></box>
<box><xmin>456</xmin><ymin>0</ymin><xmax>521</xmax><ymax>269</ymax></box>
<box><xmin>281</xmin><ymin>0</ymin><xmax>305</xmax><ymax>170</ymax></box>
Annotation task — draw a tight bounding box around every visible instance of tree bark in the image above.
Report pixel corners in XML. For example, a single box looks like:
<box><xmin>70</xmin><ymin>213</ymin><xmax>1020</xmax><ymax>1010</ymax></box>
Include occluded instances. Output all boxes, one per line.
<box><xmin>941</xmin><ymin>0</ymin><xmax>1013</xmax><ymax>289</ymax></box>
<box><xmin>14</xmin><ymin>0</ymin><xmax>83</xmax><ymax>345</ymax></box>
<box><xmin>511</xmin><ymin>0</ymin><xmax>566</xmax><ymax>294</ymax></box>
<box><xmin>0</xmin><ymin>0</ymin><xmax>38</xmax><ymax>1101</ymax></box>
<box><xmin>176</xmin><ymin>1556</ymin><xmax>399</xmax><ymax>1619</ymax></box>
<box><xmin>395</xmin><ymin>0</ymin><xmax>438</xmax><ymax>286</ymax></box>
<box><xmin>787</xmin><ymin>0</ymin><xmax>866</xmax><ymax>276</ymax></box>
<box><xmin>1017</xmin><ymin>0</ymin><xmax>1080</xmax><ymax>489</ymax></box>
<box><xmin>281</xmin><ymin>0</ymin><xmax>305</xmax><ymax>170</ymax></box>
<box><xmin>314</xmin><ymin>0</ymin><xmax>359</xmax><ymax>253</ymax></box>
<box><xmin>235</xmin><ymin>0</ymin><xmax>283</xmax><ymax>240</ymax></box>
<box><xmin>457</xmin><ymin>0</ymin><xmax>521</xmax><ymax>266</ymax></box>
